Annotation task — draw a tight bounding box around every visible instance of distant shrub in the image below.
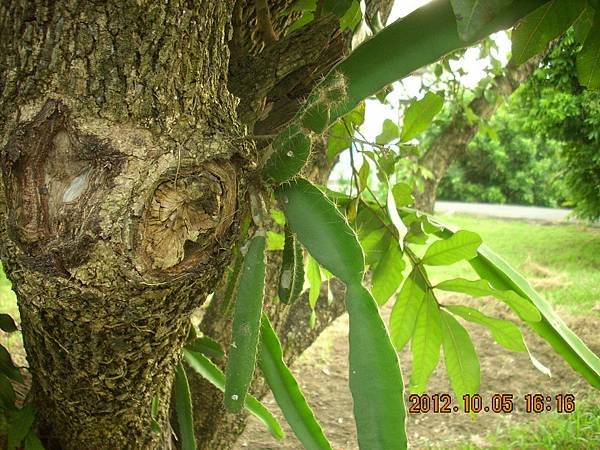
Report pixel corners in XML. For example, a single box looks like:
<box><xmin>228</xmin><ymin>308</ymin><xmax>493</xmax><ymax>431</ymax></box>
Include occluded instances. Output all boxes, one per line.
<box><xmin>438</xmin><ymin>103</ymin><xmax>569</xmax><ymax>207</ymax></box>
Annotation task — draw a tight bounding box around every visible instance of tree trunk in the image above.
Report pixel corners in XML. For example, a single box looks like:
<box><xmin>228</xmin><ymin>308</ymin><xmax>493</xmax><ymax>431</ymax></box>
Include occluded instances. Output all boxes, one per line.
<box><xmin>0</xmin><ymin>2</ymin><xmax>245</xmax><ymax>448</ymax></box>
<box><xmin>415</xmin><ymin>55</ymin><xmax>545</xmax><ymax>213</ymax></box>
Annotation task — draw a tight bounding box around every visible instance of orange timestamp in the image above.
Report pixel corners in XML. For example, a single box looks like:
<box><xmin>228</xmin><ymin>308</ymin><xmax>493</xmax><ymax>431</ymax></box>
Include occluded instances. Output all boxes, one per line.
<box><xmin>408</xmin><ymin>393</ymin><xmax>576</xmax><ymax>414</ymax></box>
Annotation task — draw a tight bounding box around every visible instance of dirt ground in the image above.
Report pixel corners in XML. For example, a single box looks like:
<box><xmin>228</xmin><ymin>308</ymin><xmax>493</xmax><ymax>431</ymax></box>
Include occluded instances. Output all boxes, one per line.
<box><xmin>236</xmin><ymin>294</ymin><xmax>600</xmax><ymax>450</ymax></box>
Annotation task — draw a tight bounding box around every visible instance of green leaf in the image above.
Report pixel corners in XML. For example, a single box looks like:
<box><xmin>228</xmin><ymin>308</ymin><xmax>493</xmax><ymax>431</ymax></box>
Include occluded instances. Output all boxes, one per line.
<box><xmin>315</xmin><ymin>0</ymin><xmax>548</xmax><ymax>125</ymax></box>
<box><xmin>340</xmin><ymin>0</ymin><xmax>362</xmax><ymax>31</ymax></box>
<box><xmin>278</xmin><ymin>227</ymin><xmax>305</xmax><ymax>304</ymax></box>
<box><xmin>406</xmin><ymin>220</ymin><xmax>429</xmax><ymax>245</ymax></box>
<box><xmin>0</xmin><ymin>373</ymin><xmax>16</xmax><ymax>410</ymax></box>
<box><xmin>264</xmin><ymin>125</ymin><xmax>312</xmax><ymax>183</ymax></box>
<box><xmin>471</xmin><ymin>245</ymin><xmax>600</xmax><ymax>388</ymax></box>
<box><xmin>401</xmin><ymin>92</ymin><xmax>444</xmax><ymax>141</ymax></box>
<box><xmin>359</xmin><ymin>227</ymin><xmax>390</xmax><ymax>266</ymax></box>
<box><xmin>576</xmin><ymin>21</ymin><xmax>600</xmax><ymax>89</ymax></box>
<box><xmin>225</xmin><ymin>235</ymin><xmax>266</xmax><ymax>412</ymax></box>
<box><xmin>346</xmin><ymin>284</ymin><xmax>407</xmax><ymax>450</ymax></box>
<box><xmin>421</xmin><ymin>230</ymin><xmax>482</xmax><ymax>266</ymax></box>
<box><xmin>151</xmin><ymin>419</ymin><xmax>161</xmax><ymax>435</ymax></box>
<box><xmin>174</xmin><ymin>363</ymin><xmax>197</xmax><ymax>450</ymax></box>
<box><xmin>266</xmin><ymin>231</ymin><xmax>285</xmax><ymax>251</ymax></box>
<box><xmin>511</xmin><ymin>0</ymin><xmax>586</xmax><ymax>65</ymax></box>
<box><xmin>354</xmin><ymin>198</ymin><xmax>384</xmax><ymax>229</ymax></box>
<box><xmin>428</xmin><ymin>215</ymin><xmax>600</xmax><ymax>389</ymax></box>
<box><xmin>440</xmin><ymin>310</ymin><xmax>480</xmax><ymax>409</ymax></box>
<box><xmin>463</xmin><ymin>104</ymin><xmax>479</xmax><ymax>124</ymax></box>
<box><xmin>271</xmin><ymin>208</ymin><xmax>286</xmax><ymax>226</ymax></box>
<box><xmin>389</xmin><ymin>269</ymin><xmax>427</xmax><ymax>351</ymax></box>
<box><xmin>0</xmin><ymin>314</ymin><xmax>17</xmax><ymax>333</ymax></box>
<box><xmin>284</xmin><ymin>0</ymin><xmax>317</xmax><ymax>14</ymax></box>
<box><xmin>445</xmin><ymin>305</ymin><xmax>527</xmax><ymax>352</ymax></box>
<box><xmin>346</xmin><ymin>197</ymin><xmax>359</xmax><ymax>223</ymax></box>
<box><xmin>435</xmin><ymin>277</ymin><xmax>541</xmax><ymax>322</ymax></box>
<box><xmin>357</xmin><ymin>160</ymin><xmax>370</xmax><ymax>193</ymax></box>
<box><xmin>23</xmin><ymin>431</ymin><xmax>45</xmax><ymax>450</ymax></box>
<box><xmin>287</xmin><ymin>11</ymin><xmax>315</xmax><ymax>33</ymax></box>
<box><xmin>151</xmin><ymin>395</ymin><xmax>160</xmax><ymax>419</ymax></box>
<box><xmin>0</xmin><ymin>345</ymin><xmax>23</xmax><ymax>383</ymax></box>
<box><xmin>375</xmin><ymin>119</ymin><xmax>400</xmax><ymax>144</ymax></box>
<box><xmin>435</xmin><ymin>277</ymin><xmax>496</xmax><ymax>296</ymax></box>
<box><xmin>371</xmin><ymin>238</ymin><xmax>405</xmax><ymax>306</ymax></box>
<box><xmin>302</xmin><ymin>102</ymin><xmax>331</xmax><ymax>134</ymax></box>
<box><xmin>258</xmin><ymin>315</ymin><xmax>332</xmax><ymax>449</ymax></box>
<box><xmin>410</xmin><ymin>292</ymin><xmax>443</xmax><ymax>393</ymax></box>
<box><xmin>306</xmin><ymin>254</ymin><xmax>322</xmax><ymax>309</ymax></box>
<box><xmin>184</xmin><ymin>349</ymin><xmax>285</xmax><ymax>440</ymax></box>
<box><xmin>392</xmin><ymin>183</ymin><xmax>414</xmax><ymax>208</ymax></box>
<box><xmin>185</xmin><ymin>336</ymin><xmax>225</xmax><ymax>359</ymax></box>
<box><xmin>8</xmin><ymin>404</ymin><xmax>35</xmax><ymax>450</ymax></box>
<box><xmin>345</xmin><ymin>101</ymin><xmax>366</xmax><ymax>126</ymax></box>
<box><xmin>573</xmin><ymin>6</ymin><xmax>595</xmax><ymax>44</ymax></box>
<box><xmin>450</xmin><ymin>0</ymin><xmax>513</xmax><ymax>41</ymax></box>
<box><xmin>325</xmin><ymin>101</ymin><xmax>365</xmax><ymax>163</ymax></box>
<box><xmin>220</xmin><ymin>247</ymin><xmax>244</xmax><ymax>316</ymax></box>
<box><xmin>326</xmin><ymin>120</ymin><xmax>352</xmax><ymax>164</ymax></box>
<box><xmin>324</xmin><ymin>0</ymin><xmax>353</xmax><ymax>17</ymax></box>
<box><xmin>277</xmin><ymin>178</ymin><xmax>364</xmax><ymax>285</ymax></box>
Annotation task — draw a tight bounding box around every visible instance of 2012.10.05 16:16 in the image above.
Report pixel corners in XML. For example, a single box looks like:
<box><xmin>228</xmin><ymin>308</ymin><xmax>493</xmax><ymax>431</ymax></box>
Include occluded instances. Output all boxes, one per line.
<box><xmin>524</xmin><ymin>393</ymin><xmax>576</xmax><ymax>413</ymax></box>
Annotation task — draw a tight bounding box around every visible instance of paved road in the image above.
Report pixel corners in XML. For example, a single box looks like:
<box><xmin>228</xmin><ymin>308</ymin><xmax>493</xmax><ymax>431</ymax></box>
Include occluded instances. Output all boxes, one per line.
<box><xmin>434</xmin><ymin>201</ymin><xmax>578</xmax><ymax>223</ymax></box>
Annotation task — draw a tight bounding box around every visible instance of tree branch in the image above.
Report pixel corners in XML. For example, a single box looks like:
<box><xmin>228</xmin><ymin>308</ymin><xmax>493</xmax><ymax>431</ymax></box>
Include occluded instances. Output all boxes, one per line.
<box><xmin>229</xmin><ymin>14</ymin><xmax>344</xmax><ymax>127</ymax></box>
<box><xmin>255</xmin><ymin>0</ymin><xmax>278</xmax><ymax>45</ymax></box>
<box><xmin>415</xmin><ymin>53</ymin><xmax>546</xmax><ymax>212</ymax></box>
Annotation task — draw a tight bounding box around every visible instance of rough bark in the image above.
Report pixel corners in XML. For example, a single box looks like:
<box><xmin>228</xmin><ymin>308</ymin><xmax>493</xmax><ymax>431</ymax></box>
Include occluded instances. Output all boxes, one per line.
<box><xmin>0</xmin><ymin>1</ymin><xmax>247</xmax><ymax>449</ymax></box>
<box><xmin>415</xmin><ymin>55</ymin><xmax>546</xmax><ymax>213</ymax></box>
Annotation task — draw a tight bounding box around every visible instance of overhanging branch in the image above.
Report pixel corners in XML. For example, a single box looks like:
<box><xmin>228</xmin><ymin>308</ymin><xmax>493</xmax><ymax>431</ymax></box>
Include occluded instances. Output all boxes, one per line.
<box><xmin>229</xmin><ymin>14</ymin><xmax>343</xmax><ymax>127</ymax></box>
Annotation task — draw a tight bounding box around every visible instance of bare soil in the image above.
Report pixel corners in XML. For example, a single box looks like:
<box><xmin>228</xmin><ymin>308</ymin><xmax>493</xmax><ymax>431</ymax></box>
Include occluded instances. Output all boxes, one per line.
<box><xmin>236</xmin><ymin>294</ymin><xmax>600</xmax><ymax>449</ymax></box>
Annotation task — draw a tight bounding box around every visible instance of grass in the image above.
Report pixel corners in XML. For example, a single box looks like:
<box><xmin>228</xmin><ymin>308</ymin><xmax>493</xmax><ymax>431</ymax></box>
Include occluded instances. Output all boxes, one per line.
<box><xmin>0</xmin><ymin>263</ymin><xmax>21</xmax><ymax>360</ymax></box>
<box><xmin>425</xmin><ymin>214</ymin><xmax>600</xmax><ymax>316</ymax></box>
<box><xmin>457</xmin><ymin>397</ymin><xmax>600</xmax><ymax>450</ymax></box>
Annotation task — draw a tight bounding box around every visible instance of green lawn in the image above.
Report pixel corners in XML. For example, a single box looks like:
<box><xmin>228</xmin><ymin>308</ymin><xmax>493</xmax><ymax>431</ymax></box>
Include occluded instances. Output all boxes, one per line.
<box><xmin>458</xmin><ymin>396</ymin><xmax>600</xmax><ymax>450</ymax></box>
<box><xmin>0</xmin><ymin>263</ymin><xmax>20</xmax><ymax>356</ymax></box>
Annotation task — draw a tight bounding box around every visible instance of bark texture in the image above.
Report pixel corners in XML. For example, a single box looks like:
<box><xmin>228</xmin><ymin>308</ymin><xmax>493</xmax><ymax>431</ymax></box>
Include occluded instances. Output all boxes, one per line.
<box><xmin>0</xmin><ymin>1</ymin><xmax>248</xmax><ymax>448</ymax></box>
<box><xmin>415</xmin><ymin>55</ymin><xmax>545</xmax><ymax>212</ymax></box>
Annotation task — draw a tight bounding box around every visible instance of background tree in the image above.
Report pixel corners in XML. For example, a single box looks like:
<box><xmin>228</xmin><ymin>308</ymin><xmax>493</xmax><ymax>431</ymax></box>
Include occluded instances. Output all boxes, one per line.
<box><xmin>413</xmin><ymin>45</ymin><xmax>545</xmax><ymax>212</ymax></box>
<box><xmin>518</xmin><ymin>32</ymin><xmax>600</xmax><ymax>220</ymax></box>
<box><xmin>437</xmin><ymin>90</ymin><xmax>569</xmax><ymax>207</ymax></box>
<box><xmin>423</xmin><ymin>6</ymin><xmax>600</xmax><ymax>218</ymax></box>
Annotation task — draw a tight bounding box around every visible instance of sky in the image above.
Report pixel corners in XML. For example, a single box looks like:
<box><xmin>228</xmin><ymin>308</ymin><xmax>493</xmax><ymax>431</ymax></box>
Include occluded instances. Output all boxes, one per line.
<box><xmin>389</xmin><ymin>0</ymin><xmax>433</xmax><ymax>19</ymax></box>
<box><xmin>329</xmin><ymin>0</ymin><xmax>512</xmax><ymax>182</ymax></box>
